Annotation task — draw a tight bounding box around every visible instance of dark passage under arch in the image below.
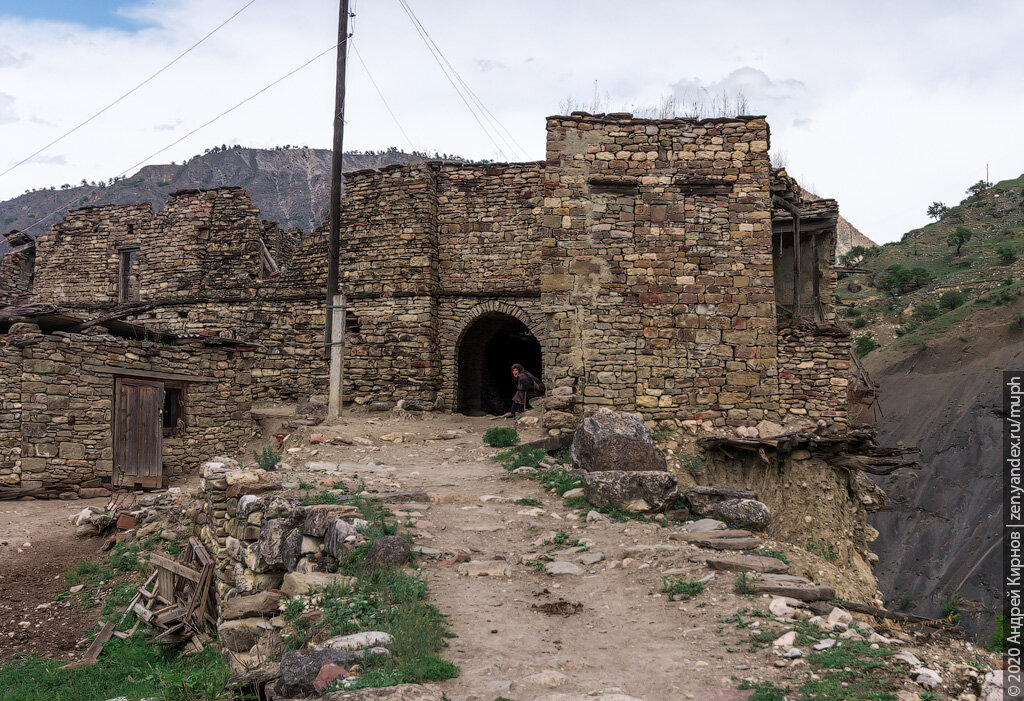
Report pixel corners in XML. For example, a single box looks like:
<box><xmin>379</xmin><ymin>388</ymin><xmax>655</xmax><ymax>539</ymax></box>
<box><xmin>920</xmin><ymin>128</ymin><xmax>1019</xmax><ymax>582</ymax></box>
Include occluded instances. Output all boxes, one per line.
<box><xmin>457</xmin><ymin>313</ymin><xmax>542</xmax><ymax>415</ymax></box>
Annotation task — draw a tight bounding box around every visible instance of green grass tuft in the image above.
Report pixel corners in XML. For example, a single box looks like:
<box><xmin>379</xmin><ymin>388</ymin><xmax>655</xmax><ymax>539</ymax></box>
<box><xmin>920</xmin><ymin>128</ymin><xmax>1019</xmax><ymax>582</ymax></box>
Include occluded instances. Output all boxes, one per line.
<box><xmin>483</xmin><ymin>427</ymin><xmax>519</xmax><ymax>447</ymax></box>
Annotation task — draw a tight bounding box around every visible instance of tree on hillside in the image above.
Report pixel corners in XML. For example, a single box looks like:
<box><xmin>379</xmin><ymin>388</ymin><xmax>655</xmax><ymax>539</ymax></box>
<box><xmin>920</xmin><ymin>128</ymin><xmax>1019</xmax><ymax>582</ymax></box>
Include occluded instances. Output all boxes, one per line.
<box><xmin>965</xmin><ymin>179</ymin><xmax>992</xmax><ymax>198</ymax></box>
<box><xmin>840</xmin><ymin>245</ymin><xmax>870</xmax><ymax>267</ymax></box>
<box><xmin>947</xmin><ymin>226</ymin><xmax>973</xmax><ymax>255</ymax></box>
<box><xmin>927</xmin><ymin>201</ymin><xmax>949</xmax><ymax>220</ymax></box>
<box><xmin>878</xmin><ymin>264</ymin><xmax>932</xmax><ymax>297</ymax></box>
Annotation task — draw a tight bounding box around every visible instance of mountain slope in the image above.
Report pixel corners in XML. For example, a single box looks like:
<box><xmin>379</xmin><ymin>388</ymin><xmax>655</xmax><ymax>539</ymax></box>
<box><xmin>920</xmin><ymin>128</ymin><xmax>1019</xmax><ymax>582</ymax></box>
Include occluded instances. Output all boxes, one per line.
<box><xmin>837</xmin><ymin>174</ymin><xmax>1024</xmax><ymax>639</ymax></box>
<box><xmin>0</xmin><ymin>147</ymin><xmax>433</xmax><ymax>251</ymax></box>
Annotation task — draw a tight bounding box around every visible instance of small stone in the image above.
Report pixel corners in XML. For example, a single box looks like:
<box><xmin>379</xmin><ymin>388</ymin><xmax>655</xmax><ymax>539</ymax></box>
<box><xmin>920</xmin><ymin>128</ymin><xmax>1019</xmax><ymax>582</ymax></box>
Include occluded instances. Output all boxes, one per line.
<box><xmin>319</xmin><ymin>631</ymin><xmax>393</xmax><ymax>651</ymax></box>
<box><xmin>522</xmin><ymin>670</ymin><xmax>569</xmax><ymax>688</ymax></box>
<box><xmin>545</xmin><ymin>561</ymin><xmax>584</xmax><ymax>576</ymax></box>
<box><xmin>773</xmin><ymin>631</ymin><xmax>797</xmax><ymax>646</ymax></box>
<box><xmin>913</xmin><ymin>667</ymin><xmax>942</xmax><ymax>689</ymax></box>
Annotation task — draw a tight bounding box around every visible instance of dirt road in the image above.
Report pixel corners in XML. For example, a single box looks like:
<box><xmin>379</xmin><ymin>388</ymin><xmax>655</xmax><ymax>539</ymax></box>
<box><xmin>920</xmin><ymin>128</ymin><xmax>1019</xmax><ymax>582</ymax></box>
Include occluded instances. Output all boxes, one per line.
<box><xmin>280</xmin><ymin>411</ymin><xmax>775</xmax><ymax>700</ymax></box>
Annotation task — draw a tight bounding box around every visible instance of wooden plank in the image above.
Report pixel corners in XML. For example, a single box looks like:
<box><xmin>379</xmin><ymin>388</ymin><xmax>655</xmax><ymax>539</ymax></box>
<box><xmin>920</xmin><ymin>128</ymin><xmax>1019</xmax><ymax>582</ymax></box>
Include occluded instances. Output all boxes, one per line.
<box><xmin>154</xmin><ymin>604</ymin><xmax>185</xmax><ymax>626</ymax></box>
<box><xmin>189</xmin><ymin>538</ymin><xmax>213</xmax><ymax>567</ymax></box>
<box><xmin>150</xmin><ymin>553</ymin><xmax>201</xmax><ymax>583</ymax></box>
<box><xmin>132</xmin><ymin>601</ymin><xmax>156</xmax><ymax>623</ymax></box>
<box><xmin>95</xmin><ymin>366</ymin><xmax>215</xmax><ymax>383</ymax></box>
<box><xmin>61</xmin><ymin>621</ymin><xmax>115</xmax><ymax>669</ymax></box>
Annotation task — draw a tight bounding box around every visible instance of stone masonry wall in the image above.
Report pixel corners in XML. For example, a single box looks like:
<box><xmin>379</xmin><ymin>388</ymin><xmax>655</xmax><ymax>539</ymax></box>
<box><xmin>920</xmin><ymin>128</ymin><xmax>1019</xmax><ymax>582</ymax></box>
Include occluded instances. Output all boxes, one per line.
<box><xmin>0</xmin><ymin>345</ymin><xmax>21</xmax><ymax>485</ymax></box>
<box><xmin>0</xmin><ymin>248</ymin><xmax>33</xmax><ymax>305</ymax></box>
<box><xmin>4</xmin><ymin>330</ymin><xmax>253</xmax><ymax>488</ymax></box>
<box><xmin>540</xmin><ymin>114</ymin><xmax>779</xmax><ymax>426</ymax></box>
<box><xmin>28</xmin><ymin>188</ymin><xmax>326</xmax><ymax>402</ymax></box>
<box><xmin>778</xmin><ymin>328</ymin><xmax>851</xmax><ymax>425</ymax></box>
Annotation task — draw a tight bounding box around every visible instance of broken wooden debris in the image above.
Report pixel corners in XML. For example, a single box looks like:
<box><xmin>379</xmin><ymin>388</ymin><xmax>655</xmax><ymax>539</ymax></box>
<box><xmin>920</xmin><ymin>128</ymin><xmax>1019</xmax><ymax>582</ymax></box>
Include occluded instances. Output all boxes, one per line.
<box><xmin>74</xmin><ymin>538</ymin><xmax>218</xmax><ymax>667</ymax></box>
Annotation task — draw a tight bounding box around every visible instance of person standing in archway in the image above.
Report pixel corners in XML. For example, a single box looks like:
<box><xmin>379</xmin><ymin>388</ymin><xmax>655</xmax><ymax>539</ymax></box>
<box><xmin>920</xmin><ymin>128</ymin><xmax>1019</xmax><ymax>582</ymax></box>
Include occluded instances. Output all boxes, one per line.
<box><xmin>506</xmin><ymin>363</ymin><xmax>544</xmax><ymax>418</ymax></box>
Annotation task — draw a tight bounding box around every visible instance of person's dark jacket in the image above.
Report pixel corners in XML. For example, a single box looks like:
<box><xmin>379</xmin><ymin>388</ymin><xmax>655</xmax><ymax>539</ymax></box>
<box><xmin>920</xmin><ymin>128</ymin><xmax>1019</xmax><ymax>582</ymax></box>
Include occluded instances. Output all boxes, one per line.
<box><xmin>511</xmin><ymin>363</ymin><xmax>544</xmax><ymax>407</ymax></box>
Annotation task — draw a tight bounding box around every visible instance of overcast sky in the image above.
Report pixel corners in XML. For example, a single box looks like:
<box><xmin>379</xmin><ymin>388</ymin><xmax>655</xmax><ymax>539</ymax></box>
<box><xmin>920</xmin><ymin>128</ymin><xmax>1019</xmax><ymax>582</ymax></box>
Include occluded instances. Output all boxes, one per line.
<box><xmin>1</xmin><ymin>0</ymin><xmax>1022</xmax><ymax>243</ymax></box>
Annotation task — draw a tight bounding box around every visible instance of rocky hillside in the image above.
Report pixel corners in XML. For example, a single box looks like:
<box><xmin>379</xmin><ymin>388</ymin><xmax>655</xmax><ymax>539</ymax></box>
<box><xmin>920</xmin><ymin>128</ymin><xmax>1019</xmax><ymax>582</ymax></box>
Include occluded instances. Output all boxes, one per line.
<box><xmin>0</xmin><ymin>146</ymin><xmax>442</xmax><ymax>252</ymax></box>
<box><xmin>837</xmin><ymin>174</ymin><xmax>1024</xmax><ymax>639</ymax></box>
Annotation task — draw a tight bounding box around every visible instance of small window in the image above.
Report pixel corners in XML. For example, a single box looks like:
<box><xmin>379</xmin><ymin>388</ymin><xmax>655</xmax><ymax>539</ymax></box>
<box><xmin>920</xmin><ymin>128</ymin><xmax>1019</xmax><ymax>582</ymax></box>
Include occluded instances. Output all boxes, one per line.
<box><xmin>118</xmin><ymin>246</ymin><xmax>140</xmax><ymax>302</ymax></box>
<box><xmin>163</xmin><ymin>385</ymin><xmax>186</xmax><ymax>435</ymax></box>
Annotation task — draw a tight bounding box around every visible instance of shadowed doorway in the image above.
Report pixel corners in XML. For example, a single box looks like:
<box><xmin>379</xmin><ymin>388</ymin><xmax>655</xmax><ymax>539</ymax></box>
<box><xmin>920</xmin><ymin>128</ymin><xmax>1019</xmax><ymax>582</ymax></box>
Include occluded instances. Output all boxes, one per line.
<box><xmin>457</xmin><ymin>313</ymin><xmax>542</xmax><ymax>415</ymax></box>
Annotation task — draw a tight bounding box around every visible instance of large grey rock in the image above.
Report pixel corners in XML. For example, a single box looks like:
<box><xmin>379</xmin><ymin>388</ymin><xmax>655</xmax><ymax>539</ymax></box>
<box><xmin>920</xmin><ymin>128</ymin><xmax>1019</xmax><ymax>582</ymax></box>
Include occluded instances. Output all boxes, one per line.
<box><xmin>361</xmin><ymin>536</ymin><xmax>412</xmax><ymax>572</ymax></box>
<box><xmin>281</xmin><ymin>528</ymin><xmax>303</xmax><ymax>572</ymax></box>
<box><xmin>582</xmin><ymin>470</ymin><xmax>678</xmax><ymax>512</ymax></box>
<box><xmin>275</xmin><ymin>648</ymin><xmax>359</xmax><ymax>697</ymax></box>
<box><xmin>709</xmin><ymin>498</ymin><xmax>772</xmax><ymax>531</ymax></box>
<box><xmin>256</xmin><ymin>518</ymin><xmax>289</xmax><ymax>567</ymax></box>
<box><xmin>686</xmin><ymin>485</ymin><xmax>758</xmax><ymax>515</ymax></box>
<box><xmin>572</xmin><ymin>408</ymin><xmax>667</xmax><ymax>472</ymax></box>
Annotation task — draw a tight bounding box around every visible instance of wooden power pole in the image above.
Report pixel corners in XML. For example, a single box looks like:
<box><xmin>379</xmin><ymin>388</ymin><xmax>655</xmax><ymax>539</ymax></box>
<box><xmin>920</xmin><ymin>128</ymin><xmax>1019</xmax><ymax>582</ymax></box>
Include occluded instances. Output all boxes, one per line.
<box><xmin>326</xmin><ymin>0</ymin><xmax>350</xmax><ymax>420</ymax></box>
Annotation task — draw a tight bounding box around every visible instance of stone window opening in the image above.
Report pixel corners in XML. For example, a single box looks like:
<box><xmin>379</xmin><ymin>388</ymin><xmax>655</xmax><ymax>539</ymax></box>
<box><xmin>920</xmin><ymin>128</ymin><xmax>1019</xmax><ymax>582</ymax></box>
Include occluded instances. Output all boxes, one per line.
<box><xmin>457</xmin><ymin>312</ymin><xmax>542</xmax><ymax>416</ymax></box>
<box><xmin>345</xmin><ymin>313</ymin><xmax>361</xmax><ymax>336</ymax></box>
<box><xmin>118</xmin><ymin>245</ymin><xmax>140</xmax><ymax>303</ymax></box>
<box><xmin>162</xmin><ymin>383</ymin><xmax>186</xmax><ymax>437</ymax></box>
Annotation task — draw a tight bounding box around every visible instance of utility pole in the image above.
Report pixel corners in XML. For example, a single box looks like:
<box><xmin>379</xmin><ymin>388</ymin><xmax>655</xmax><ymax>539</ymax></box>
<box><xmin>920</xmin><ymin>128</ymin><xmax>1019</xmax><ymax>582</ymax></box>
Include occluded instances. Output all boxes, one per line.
<box><xmin>326</xmin><ymin>0</ymin><xmax>350</xmax><ymax>420</ymax></box>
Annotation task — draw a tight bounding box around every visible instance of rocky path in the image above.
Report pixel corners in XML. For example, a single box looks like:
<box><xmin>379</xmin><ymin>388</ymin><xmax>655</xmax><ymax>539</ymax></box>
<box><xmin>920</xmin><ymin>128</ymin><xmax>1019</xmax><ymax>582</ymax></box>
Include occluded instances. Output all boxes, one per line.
<box><xmin>272</xmin><ymin>410</ymin><xmax>997</xmax><ymax>701</ymax></box>
<box><xmin>282</xmin><ymin>412</ymin><xmax>791</xmax><ymax>701</ymax></box>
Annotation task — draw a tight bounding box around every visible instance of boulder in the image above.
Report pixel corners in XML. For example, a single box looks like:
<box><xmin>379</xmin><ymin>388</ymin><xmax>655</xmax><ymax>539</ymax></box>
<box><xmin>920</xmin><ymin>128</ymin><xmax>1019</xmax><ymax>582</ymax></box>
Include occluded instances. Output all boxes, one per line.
<box><xmin>686</xmin><ymin>485</ymin><xmax>758</xmax><ymax>515</ymax></box>
<box><xmin>692</xmin><ymin>553</ymin><xmax>789</xmax><ymax>574</ymax></box>
<box><xmin>234</xmin><ymin>569</ymin><xmax>284</xmax><ymax>595</ymax></box>
<box><xmin>360</xmin><ymin>536</ymin><xmax>412</xmax><ymax>572</ymax></box>
<box><xmin>275</xmin><ymin>649</ymin><xmax>359</xmax><ymax>698</ymax></box>
<box><xmin>222</xmin><ymin>590</ymin><xmax>283</xmax><ymax>620</ymax></box>
<box><xmin>582</xmin><ymin>470</ymin><xmax>678</xmax><ymax>512</ymax></box>
<box><xmin>571</xmin><ymin>408</ymin><xmax>667</xmax><ymax>472</ymax></box>
<box><xmin>709</xmin><ymin>498</ymin><xmax>772</xmax><ymax>531</ymax></box>
<box><xmin>324</xmin><ymin>519</ymin><xmax>359</xmax><ymax>558</ymax></box>
<box><xmin>280</xmin><ymin>572</ymin><xmax>356</xmax><ymax>597</ymax></box>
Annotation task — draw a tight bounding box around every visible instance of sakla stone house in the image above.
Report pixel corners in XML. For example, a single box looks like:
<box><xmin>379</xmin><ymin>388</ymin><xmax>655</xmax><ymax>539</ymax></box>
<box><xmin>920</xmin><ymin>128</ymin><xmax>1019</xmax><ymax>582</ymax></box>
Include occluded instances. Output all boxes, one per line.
<box><xmin>0</xmin><ymin>305</ymin><xmax>254</xmax><ymax>489</ymax></box>
<box><xmin>1</xmin><ymin>112</ymin><xmax>850</xmax><ymax>452</ymax></box>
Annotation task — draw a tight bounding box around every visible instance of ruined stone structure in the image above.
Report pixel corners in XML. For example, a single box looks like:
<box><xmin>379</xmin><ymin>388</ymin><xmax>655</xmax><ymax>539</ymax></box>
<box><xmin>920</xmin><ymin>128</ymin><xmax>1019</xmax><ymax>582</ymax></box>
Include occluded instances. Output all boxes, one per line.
<box><xmin>0</xmin><ymin>311</ymin><xmax>253</xmax><ymax>488</ymax></box>
<box><xmin>27</xmin><ymin>188</ymin><xmax>325</xmax><ymax>402</ymax></box>
<box><xmin>1</xmin><ymin>113</ymin><xmax>851</xmax><ymax>446</ymax></box>
<box><xmin>335</xmin><ymin>113</ymin><xmax>849</xmax><ymax>427</ymax></box>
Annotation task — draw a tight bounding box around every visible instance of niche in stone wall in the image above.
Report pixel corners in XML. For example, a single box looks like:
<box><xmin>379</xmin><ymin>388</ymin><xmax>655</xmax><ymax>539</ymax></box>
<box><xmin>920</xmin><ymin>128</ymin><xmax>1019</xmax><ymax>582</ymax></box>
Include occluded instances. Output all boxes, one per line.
<box><xmin>457</xmin><ymin>312</ymin><xmax>541</xmax><ymax>416</ymax></box>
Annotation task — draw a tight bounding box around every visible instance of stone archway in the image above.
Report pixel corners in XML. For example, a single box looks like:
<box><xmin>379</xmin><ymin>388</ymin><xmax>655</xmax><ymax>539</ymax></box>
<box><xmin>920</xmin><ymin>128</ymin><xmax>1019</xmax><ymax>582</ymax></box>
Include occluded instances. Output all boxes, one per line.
<box><xmin>457</xmin><ymin>312</ymin><xmax>542</xmax><ymax>415</ymax></box>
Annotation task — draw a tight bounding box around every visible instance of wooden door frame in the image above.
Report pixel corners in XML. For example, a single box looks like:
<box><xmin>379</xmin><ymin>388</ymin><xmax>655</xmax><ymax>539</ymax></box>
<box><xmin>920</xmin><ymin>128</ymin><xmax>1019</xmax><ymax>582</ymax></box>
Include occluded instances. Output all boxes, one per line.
<box><xmin>113</xmin><ymin>376</ymin><xmax>164</xmax><ymax>489</ymax></box>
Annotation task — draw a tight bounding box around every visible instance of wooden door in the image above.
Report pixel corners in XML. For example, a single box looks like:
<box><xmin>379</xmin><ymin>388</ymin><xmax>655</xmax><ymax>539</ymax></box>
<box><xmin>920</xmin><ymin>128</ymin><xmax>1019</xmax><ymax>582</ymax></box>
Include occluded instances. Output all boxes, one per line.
<box><xmin>113</xmin><ymin>378</ymin><xmax>164</xmax><ymax>488</ymax></box>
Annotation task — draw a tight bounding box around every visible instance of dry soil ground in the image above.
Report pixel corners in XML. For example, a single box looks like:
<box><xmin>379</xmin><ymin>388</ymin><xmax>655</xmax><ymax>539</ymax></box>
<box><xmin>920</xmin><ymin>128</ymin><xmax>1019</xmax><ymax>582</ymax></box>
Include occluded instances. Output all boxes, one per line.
<box><xmin>0</xmin><ymin>496</ymin><xmax>110</xmax><ymax>663</ymax></box>
<box><xmin>0</xmin><ymin>410</ymin><xmax>993</xmax><ymax>700</ymax></box>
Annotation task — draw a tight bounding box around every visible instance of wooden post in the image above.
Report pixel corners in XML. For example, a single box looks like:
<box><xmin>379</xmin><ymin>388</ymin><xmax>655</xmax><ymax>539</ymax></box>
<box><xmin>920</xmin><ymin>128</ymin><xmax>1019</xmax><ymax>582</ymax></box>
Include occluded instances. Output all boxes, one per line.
<box><xmin>326</xmin><ymin>0</ymin><xmax>349</xmax><ymax>414</ymax></box>
<box><xmin>328</xmin><ymin>294</ymin><xmax>345</xmax><ymax>419</ymax></box>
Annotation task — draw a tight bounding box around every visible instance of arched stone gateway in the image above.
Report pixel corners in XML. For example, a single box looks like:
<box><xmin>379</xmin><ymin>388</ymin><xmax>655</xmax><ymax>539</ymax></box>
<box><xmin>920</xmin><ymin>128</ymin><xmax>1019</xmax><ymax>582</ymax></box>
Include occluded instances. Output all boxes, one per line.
<box><xmin>456</xmin><ymin>312</ymin><xmax>542</xmax><ymax>415</ymax></box>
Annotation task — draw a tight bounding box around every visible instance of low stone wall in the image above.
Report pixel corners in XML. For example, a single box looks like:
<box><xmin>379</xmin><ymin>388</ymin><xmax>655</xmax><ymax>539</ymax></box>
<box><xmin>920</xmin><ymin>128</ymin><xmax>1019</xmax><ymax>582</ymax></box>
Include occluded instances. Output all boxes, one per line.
<box><xmin>0</xmin><ymin>330</ymin><xmax>254</xmax><ymax>488</ymax></box>
<box><xmin>0</xmin><ymin>345</ymin><xmax>21</xmax><ymax>485</ymax></box>
<box><xmin>778</xmin><ymin>327</ymin><xmax>851</xmax><ymax>425</ymax></box>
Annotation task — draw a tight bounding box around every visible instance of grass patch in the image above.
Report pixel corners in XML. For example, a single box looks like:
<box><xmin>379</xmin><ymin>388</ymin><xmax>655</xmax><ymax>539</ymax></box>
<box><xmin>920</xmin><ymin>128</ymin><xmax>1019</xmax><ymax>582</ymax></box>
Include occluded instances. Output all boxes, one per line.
<box><xmin>754</xmin><ymin>548</ymin><xmax>789</xmax><ymax>564</ymax></box>
<box><xmin>734</xmin><ymin>572</ymin><xmax>758</xmax><ymax>595</ymax></box>
<box><xmin>659</xmin><ymin>576</ymin><xmax>705</xmax><ymax>601</ymax></box>
<box><xmin>804</xmin><ymin>538</ymin><xmax>839</xmax><ymax>563</ymax></box>
<box><xmin>493</xmin><ymin>445</ymin><xmax>547</xmax><ymax>471</ymax></box>
<box><xmin>318</xmin><ymin>569</ymin><xmax>459</xmax><ymax>689</ymax></box>
<box><xmin>514</xmin><ymin>497</ymin><xmax>542</xmax><ymax>507</ymax></box>
<box><xmin>0</xmin><ymin>629</ymin><xmax>234</xmax><ymax>701</ymax></box>
<box><xmin>483</xmin><ymin>427</ymin><xmax>519</xmax><ymax>447</ymax></box>
<box><xmin>680</xmin><ymin>455</ymin><xmax>706</xmax><ymax>473</ymax></box>
<box><xmin>302</xmin><ymin>489</ymin><xmax>342</xmax><ymax>506</ymax></box>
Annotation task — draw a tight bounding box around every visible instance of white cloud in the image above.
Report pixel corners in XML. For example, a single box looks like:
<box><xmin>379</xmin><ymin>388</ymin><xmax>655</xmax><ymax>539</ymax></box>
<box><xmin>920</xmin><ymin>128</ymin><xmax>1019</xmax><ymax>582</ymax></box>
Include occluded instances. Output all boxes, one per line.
<box><xmin>0</xmin><ymin>92</ymin><xmax>16</xmax><ymax>123</ymax></box>
<box><xmin>0</xmin><ymin>0</ymin><xmax>1021</xmax><ymax>243</ymax></box>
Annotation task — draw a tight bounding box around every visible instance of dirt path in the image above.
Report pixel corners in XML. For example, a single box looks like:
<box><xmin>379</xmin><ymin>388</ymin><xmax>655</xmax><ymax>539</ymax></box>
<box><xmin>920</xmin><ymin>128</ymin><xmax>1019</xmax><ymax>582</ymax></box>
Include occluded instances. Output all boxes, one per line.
<box><xmin>0</xmin><ymin>496</ymin><xmax>109</xmax><ymax>663</ymax></box>
<box><xmin>280</xmin><ymin>411</ymin><xmax>779</xmax><ymax>701</ymax></box>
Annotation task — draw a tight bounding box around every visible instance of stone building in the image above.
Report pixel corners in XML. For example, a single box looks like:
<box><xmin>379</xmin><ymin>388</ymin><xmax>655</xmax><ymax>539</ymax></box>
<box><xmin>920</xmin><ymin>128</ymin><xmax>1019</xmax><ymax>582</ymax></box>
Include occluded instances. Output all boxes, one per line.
<box><xmin>0</xmin><ymin>306</ymin><xmax>254</xmax><ymax>489</ymax></box>
<box><xmin>0</xmin><ymin>112</ymin><xmax>850</xmax><ymax>437</ymax></box>
<box><xmin>333</xmin><ymin>112</ymin><xmax>850</xmax><ymax>427</ymax></box>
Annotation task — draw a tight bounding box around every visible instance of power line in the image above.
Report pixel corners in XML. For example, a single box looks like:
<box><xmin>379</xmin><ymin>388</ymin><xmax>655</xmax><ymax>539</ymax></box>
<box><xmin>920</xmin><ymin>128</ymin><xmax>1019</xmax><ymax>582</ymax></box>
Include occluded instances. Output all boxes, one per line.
<box><xmin>18</xmin><ymin>41</ymin><xmax>340</xmax><ymax>238</ymax></box>
<box><xmin>0</xmin><ymin>0</ymin><xmax>258</xmax><ymax>181</ymax></box>
<box><xmin>397</xmin><ymin>0</ymin><xmax>528</xmax><ymax>160</ymax></box>
<box><xmin>395</xmin><ymin>0</ymin><xmax>510</xmax><ymax>161</ymax></box>
<box><xmin>351</xmin><ymin>41</ymin><xmax>418</xmax><ymax>154</ymax></box>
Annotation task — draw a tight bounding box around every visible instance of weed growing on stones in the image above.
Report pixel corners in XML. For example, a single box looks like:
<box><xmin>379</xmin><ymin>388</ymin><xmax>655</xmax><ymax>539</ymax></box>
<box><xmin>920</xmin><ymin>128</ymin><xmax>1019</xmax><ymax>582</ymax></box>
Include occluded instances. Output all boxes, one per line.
<box><xmin>482</xmin><ymin>427</ymin><xmax>519</xmax><ymax>447</ymax></box>
<box><xmin>659</xmin><ymin>576</ymin><xmax>705</xmax><ymax>601</ymax></box>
